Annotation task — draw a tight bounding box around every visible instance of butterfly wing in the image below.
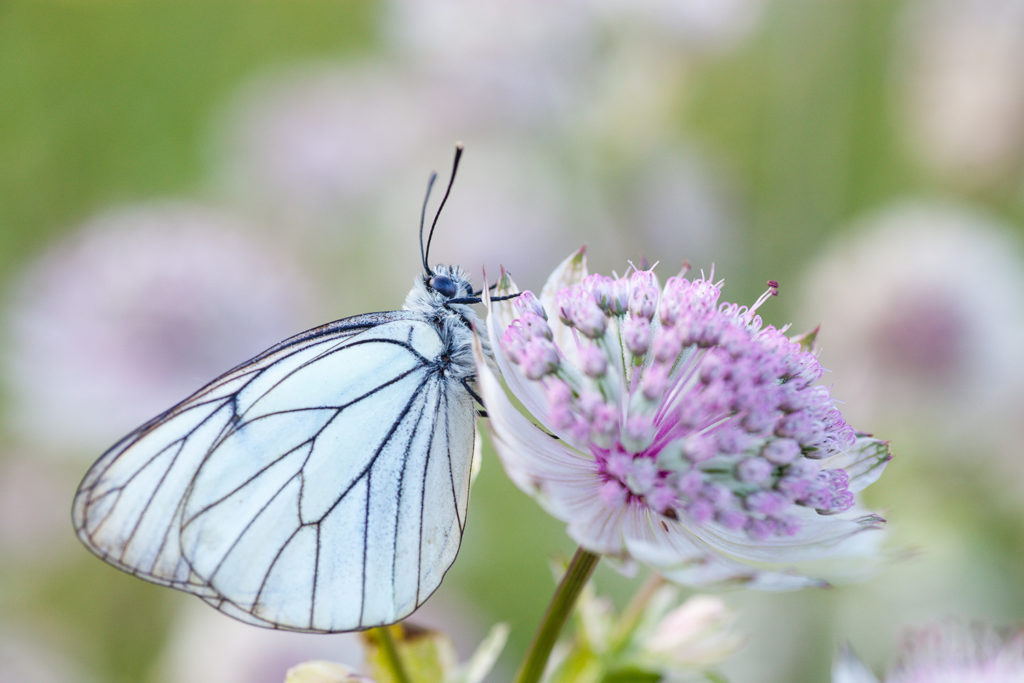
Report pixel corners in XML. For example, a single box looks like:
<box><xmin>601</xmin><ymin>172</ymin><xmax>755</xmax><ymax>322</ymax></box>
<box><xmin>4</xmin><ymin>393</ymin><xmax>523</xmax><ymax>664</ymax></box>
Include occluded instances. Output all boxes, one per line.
<box><xmin>73</xmin><ymin>311</ymin><xmax>477</xmax><ymax>632</ymax></box>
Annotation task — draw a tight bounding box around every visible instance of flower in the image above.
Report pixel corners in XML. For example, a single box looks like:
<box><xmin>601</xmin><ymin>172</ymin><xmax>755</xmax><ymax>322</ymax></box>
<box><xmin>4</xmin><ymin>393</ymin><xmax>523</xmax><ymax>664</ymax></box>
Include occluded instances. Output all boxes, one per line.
<box><xmin>209</xmin><ymin>64</ymin><xmax>436</xmax><ymax>233</ymax></box>
<box><xmin>643</xmin><ymin>594</ymin><xmax>739</xmax><ymax>668</ymax></box>
<box><xmin>833</xmin><ymin>620</ymin><xmax>1024</xmax><ymax>683</ymax></box>
<box><xmin>554</xmin><ymin>580</ymin><xmax>741</xmax><ymax>681</ymax></box>
<box><xmin>475</xmin><ymin>248</ymin><xmax>891</xmax><ymax>589</ymax></box>
<box><xmin>2</xmin><ymin>202</ymin><xmax>318</xmax><ymax>455</ymax></box>
<box><xmin>384</xmin><ymin>0</ymin><xmax>593</xmax><ymax>130</ymax></box>
<box><xmin>795</xmin><ymin>201</ymin><xmax>1024</xmax><ymax>441</ymax></box>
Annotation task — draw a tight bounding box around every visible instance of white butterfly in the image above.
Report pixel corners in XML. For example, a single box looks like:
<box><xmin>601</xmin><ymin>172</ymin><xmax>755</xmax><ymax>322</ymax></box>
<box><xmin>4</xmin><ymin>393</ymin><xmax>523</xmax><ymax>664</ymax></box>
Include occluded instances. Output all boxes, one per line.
<box><xmin>73</xmin><ymin>148</ymin><xmax>501</xmax><ymax>633</ymax></box>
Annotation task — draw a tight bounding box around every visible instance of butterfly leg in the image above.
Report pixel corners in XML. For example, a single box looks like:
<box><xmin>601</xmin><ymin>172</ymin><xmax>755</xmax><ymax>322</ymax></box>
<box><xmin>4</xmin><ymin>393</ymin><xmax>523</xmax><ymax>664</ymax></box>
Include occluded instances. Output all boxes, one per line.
<box><xmin>461</xmin><ymin>378</ymin><xmax>488</xmax><ymax>417</ymax></box>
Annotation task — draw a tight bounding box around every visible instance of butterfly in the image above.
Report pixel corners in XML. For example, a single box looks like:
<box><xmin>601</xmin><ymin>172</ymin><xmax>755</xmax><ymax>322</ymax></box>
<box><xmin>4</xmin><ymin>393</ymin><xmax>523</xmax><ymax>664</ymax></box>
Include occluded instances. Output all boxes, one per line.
<box><xmin>73</xmin><ymin>146</ymin><xmax>509</xmax><ymax>633</ymax></box>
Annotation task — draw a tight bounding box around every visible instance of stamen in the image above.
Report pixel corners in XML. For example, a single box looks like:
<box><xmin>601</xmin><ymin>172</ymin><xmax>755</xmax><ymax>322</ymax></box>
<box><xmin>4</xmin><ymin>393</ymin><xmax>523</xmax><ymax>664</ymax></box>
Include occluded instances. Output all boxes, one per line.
<box><xmin>748</xmin><ymin>280</ymin><xmax>779</xmax><ymax>318</ymax></box>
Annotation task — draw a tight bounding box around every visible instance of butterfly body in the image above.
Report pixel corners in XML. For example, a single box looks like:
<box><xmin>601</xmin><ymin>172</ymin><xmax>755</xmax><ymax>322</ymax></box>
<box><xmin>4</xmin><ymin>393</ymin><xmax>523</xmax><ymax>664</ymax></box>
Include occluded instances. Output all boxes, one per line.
<box><xmin>73</xmin><ymin>264</ymin><xmax>483</xmax><ymax>632</ymax></box>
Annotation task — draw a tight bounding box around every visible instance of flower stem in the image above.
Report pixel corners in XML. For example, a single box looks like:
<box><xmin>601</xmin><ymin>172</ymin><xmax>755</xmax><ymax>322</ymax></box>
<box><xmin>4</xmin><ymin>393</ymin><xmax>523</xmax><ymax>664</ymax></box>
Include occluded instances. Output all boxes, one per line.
<box><xmin>514</xmin><ymin>546</ymin><xmax>601</xmax><ymax>683</ymax></box>
<box><xmin>370</xmin><ymin>625</ymin><xmax>411</xmax><ymax>683</ymax></box>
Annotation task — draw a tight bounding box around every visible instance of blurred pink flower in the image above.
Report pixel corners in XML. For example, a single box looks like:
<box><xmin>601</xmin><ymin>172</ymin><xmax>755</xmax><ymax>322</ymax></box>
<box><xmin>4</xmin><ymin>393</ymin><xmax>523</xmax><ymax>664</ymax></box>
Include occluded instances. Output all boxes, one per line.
<box><xmin>476</xmin><ymin>249</ymin><xmax>890</xmax><ymax>590</ymax></box>
<box><xmin>3</xmin><ymin>202</ymin><xmax>318</xmax><ymax>455</ymax></box>
<box><xmin>210</xmin><ymin>65</ymin><xmax>434</xmax><ymax>230</ymax></box>
<box><xmin>834</xmin><ymin>621</ymin><xmax>1024</xmax><ymax>683</ymax></box>
<box><xmin>641</xmin><ymin>593</ymin><xmax>742</xmax><ymax>671</ymax></box>
<box><xmin>384</xmin><ymin>0</ymin><xmax>593</xmax><ymax>129</ymax></box>
<box><xmin>796</xmin><ymin>201</ymin><xmax>1024</xmax><ymax>439</ymax></box>
<box><xmin>383</xmin><ymin>0</ymin><xmax>766</xmax><ymax>163</ymax></box>
<box><xmin>566</xmin><ymin>583</ymin><xmax>741</xmax><ymax>678</ymax></box>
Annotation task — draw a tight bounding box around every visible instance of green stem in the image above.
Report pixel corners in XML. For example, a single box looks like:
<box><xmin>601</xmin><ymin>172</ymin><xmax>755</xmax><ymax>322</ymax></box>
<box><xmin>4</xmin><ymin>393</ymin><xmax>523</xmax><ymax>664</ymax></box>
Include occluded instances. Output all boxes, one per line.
<box><xmin>372</xmin><ymin>626</ymin><xmax>412</xmax><ymax>683</ymax></box>
<box><xmin>514</xmin><ymin>547</ymin><xmax>601</xmax><ymax>683</ymax></box>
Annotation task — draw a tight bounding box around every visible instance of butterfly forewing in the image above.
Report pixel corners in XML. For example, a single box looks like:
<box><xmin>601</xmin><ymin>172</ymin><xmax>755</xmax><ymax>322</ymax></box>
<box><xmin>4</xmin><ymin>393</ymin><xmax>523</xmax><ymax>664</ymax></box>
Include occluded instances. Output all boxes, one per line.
<box><xmin>73</xmin><ymin>311</ymin><xmax>476</xmax><ymax>632</ymax></box>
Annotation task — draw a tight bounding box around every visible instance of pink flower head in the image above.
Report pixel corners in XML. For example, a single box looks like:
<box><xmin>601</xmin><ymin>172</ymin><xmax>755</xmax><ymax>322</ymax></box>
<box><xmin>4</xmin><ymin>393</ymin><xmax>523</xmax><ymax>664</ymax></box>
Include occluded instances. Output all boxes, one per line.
<box><xmin>475</xmin><ymin>248</ymin><xmax>891</xmax><ymax>590</ymax></box>
<box><xmin>834</xmin><ymin>620</ymin><xmax>1024</xmax><ymax>683</ymax></box>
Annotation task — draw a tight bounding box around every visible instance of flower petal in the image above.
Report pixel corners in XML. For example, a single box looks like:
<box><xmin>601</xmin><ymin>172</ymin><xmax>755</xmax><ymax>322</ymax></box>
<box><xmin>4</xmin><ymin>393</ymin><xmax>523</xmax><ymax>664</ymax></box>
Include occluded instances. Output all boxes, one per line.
<box><xmin>686</xmin><ymin>509</ymin><xmax>886</xmax><ymax>565</ymax></box>
<box><xmin>540</xmin><ymin>248</ymin><xmax>589</xmax><ymax>370</ymax></box>
<box><xmin>473</xmin><ymin>334</ymin><xmax>594</xmax><ymax>522</ymax></box>
<box><xmin>615</xmin><ymin>502</ymin><xmax>886</xmax><ymax>589</ymax></box>
<box><xmin>625</xmin><ymin>527</ymin><xmax>827</xmax><ymax>590</ymax></box>
<box><xmin>489</xmin><ymin>268</ymin><xmax>523</xmax><ymax>336</ymax></box>
<box><xmin>539</xmin><ymin>246</ymin><xmax>588</xmax><ymax>313</ymax></box>
<box><xmin>482</xmin><ymin>271</ymin><xmax>551</xmax><ymax>428</ymax></box>
<box><xmin>557</xmin><ymin>479</ymin><xmax>634</xmax><ymax>555</ymax></box>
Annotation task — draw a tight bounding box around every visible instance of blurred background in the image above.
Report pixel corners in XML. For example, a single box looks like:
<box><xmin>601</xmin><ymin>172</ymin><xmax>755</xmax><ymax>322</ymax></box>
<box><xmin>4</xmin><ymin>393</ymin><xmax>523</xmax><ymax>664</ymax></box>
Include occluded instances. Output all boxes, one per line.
<box><xmin>2</xmin><ymin>1</ymin><xmax>1024</xmax><ymax>681</ymax></box>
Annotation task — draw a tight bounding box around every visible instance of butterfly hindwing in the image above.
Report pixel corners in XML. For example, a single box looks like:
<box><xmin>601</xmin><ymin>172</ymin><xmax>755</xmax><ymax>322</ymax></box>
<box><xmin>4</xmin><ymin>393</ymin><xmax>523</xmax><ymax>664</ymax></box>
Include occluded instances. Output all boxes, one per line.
<box><xmin>73</xmin><ymin>311</ymin><xmax>476</xmax><ymax>632</ymax></box>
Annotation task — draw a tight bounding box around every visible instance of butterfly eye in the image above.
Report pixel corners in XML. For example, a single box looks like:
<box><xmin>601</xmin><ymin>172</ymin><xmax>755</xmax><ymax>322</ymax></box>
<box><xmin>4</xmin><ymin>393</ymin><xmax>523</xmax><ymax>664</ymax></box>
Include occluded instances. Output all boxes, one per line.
<box><xmin>429</xmin><ymin>275</ymin><xmax>459</xmax><ymax>298</ymax></box>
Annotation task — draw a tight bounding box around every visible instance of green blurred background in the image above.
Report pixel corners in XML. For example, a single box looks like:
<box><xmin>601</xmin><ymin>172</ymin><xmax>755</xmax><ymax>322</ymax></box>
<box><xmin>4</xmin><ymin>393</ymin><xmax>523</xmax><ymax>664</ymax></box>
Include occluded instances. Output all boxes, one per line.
<box><xmin>3</xmin><ymin>1</ymin><xmax>1024</xmax><ymax>681</ymax></box>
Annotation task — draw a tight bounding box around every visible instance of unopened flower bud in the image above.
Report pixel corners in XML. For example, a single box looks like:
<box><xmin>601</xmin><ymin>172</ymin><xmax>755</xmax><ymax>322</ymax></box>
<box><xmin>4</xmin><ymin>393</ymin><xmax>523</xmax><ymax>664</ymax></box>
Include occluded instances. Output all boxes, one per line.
<box><xmin>581</xmin><ymin>344</ymin><xmax>608</xmax><ymax>378</ymax></box>
<box><xmin>609</xmin><ymin>277</ymin><xmax>630</xmax><ymax>315</ymax></box>
<box><xmin>623</xmin><ymin>315</ymin><xmax>652</xmax><ymax>357</ymax></box>
<box><xmin>520</xmin><ymin>311</ymin><xmax>552</xmax><ymax>340</ymax></box>
<box><xmin>629</xmin><ymin>270</ymin><xmax>660</xmax><ymax>319</ymax></box>
<box><xmin>522</xmin><ymin>339</ymin><xmax>559</xmax><ymax>379</ymax></box>
<box><xmin>514</xmin><ymin>290</ymin><xmax>546</xmax><ymax>317</ymax></box>
<box><xmin>573</xmin><ymin>298</ymin><xmax>608</xmax><ymax>339</ymax></box>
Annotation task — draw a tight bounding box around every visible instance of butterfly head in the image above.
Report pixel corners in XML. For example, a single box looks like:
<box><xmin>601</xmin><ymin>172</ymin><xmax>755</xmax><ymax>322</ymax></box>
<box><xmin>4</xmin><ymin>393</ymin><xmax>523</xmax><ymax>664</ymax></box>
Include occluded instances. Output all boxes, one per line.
<box><xmin>406</xmin><ymin>263</ymin><xmax>476</xmax><ymax>312</ymax></box>
<box><xmin>427</xmin><ymin>272</ymin><xmax>461</xmax><ymax>299</ymax></box>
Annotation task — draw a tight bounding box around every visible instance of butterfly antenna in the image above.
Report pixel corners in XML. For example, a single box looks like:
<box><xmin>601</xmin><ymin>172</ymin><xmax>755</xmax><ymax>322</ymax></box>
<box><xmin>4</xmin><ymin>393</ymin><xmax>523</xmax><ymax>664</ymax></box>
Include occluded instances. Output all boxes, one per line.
<box><xmin>419</xmin><ymin>171</ymin><xmax>439</xmax><ymax>276</ymax></box>
<box><xmin>471</xmin><ymin>281</ymin><xmax>502</xmax><ymax>296</ymax></box>
<box><xmin>424</xmin><ymin>143</ymin><xmax>464</xmax><ymax>271</ymax></box>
